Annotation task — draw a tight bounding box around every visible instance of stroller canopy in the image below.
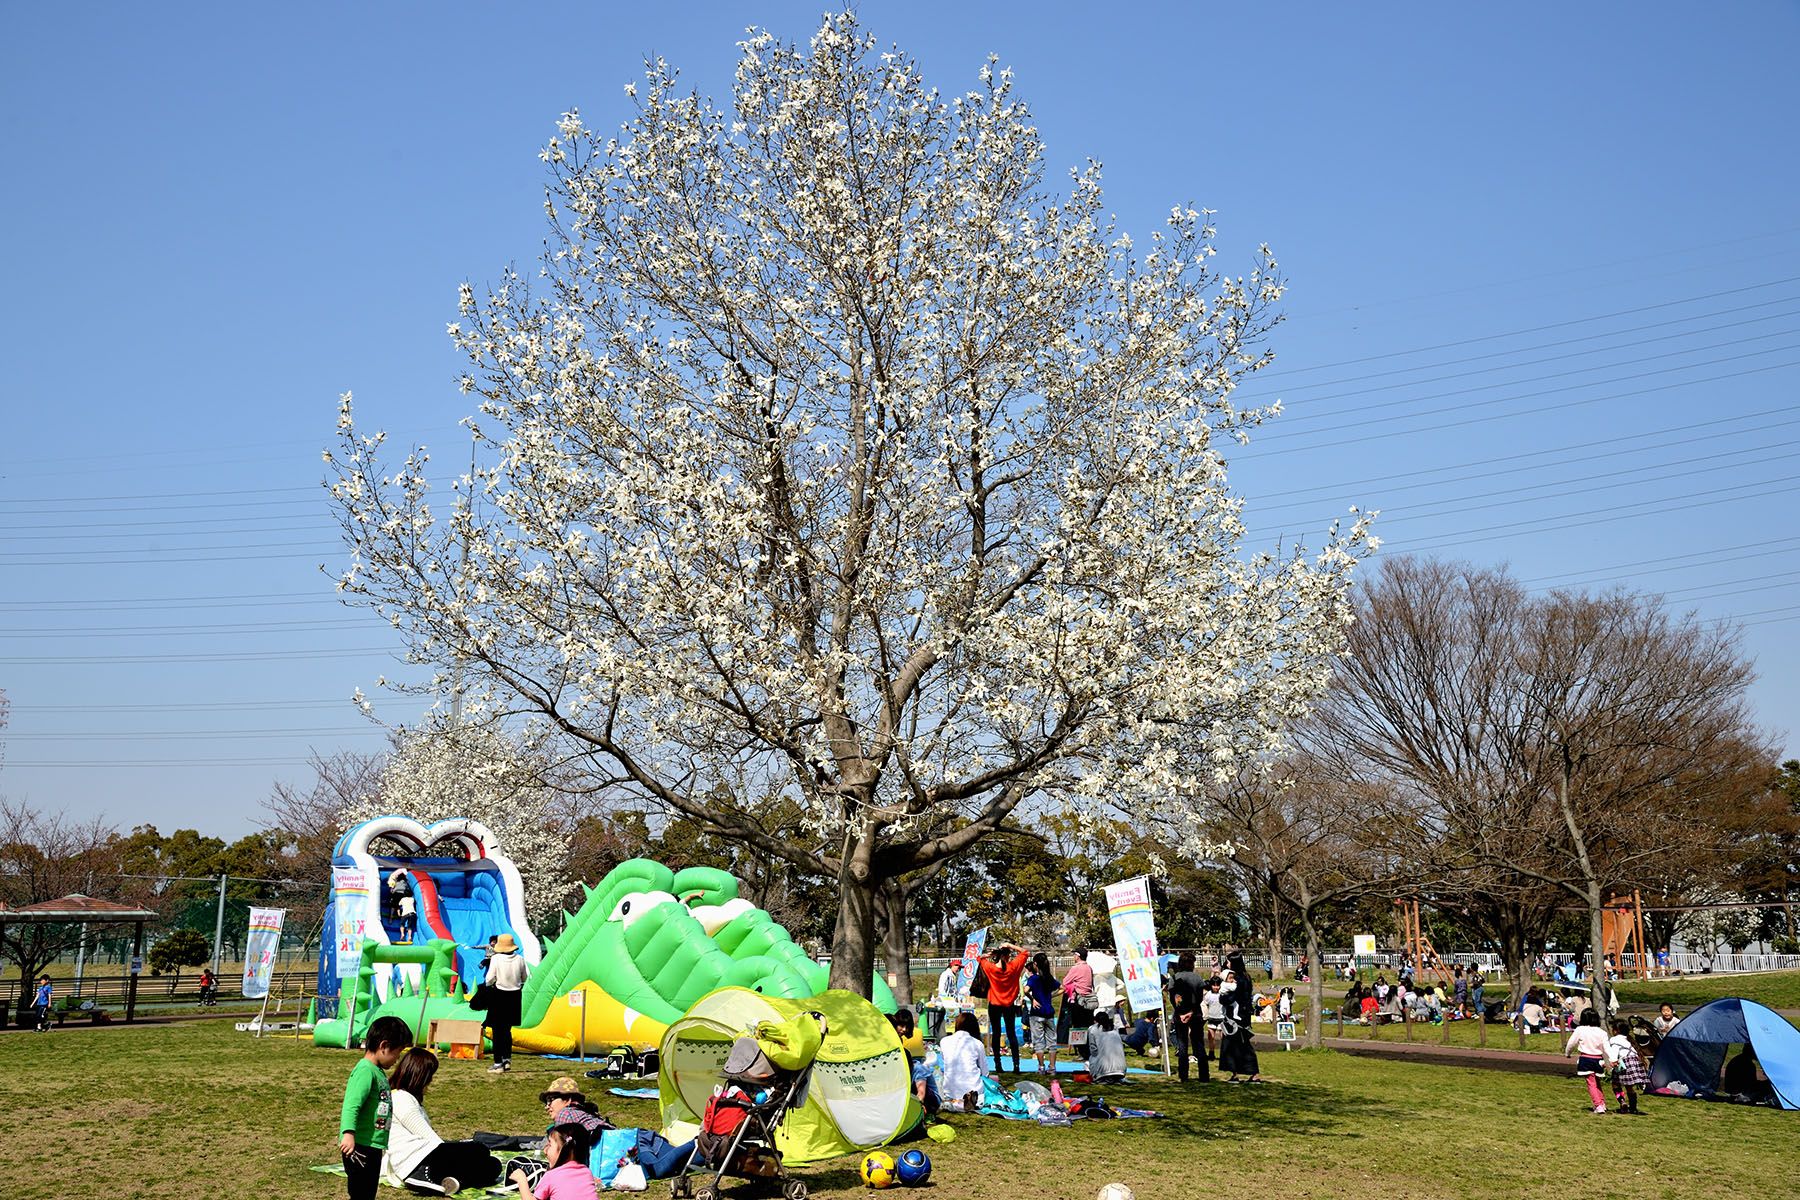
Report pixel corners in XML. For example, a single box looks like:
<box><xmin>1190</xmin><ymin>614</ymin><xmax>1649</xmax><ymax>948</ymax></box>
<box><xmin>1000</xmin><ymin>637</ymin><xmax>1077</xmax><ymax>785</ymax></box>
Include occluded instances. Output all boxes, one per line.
<box><xmin>1648</xmin><ymin>997</ymin><xmax>1800</xmax><ymax>1110</ymax></box>
<box><xmin>660</xmin><ymin>987</ymin><xmax>923</xmax><ymax>1163</ymax></box>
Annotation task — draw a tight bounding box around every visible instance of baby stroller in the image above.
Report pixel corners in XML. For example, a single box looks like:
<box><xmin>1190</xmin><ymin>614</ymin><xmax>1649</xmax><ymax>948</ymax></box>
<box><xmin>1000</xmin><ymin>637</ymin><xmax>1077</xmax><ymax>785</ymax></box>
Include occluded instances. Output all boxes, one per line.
<box><xmin>670</xmin><ymin>1011</ymin><xmax>825</xmax><ymax>1200</ymax></box>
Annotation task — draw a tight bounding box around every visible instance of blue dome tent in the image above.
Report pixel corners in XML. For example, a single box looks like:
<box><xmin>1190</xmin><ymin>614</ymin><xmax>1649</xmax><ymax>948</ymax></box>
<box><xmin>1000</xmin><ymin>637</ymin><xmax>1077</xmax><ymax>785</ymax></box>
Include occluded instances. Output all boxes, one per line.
<box><xmin>1648</xmin><ymin>997</ymin><xmax>1800</xmax><ymax>1109</ymax></box>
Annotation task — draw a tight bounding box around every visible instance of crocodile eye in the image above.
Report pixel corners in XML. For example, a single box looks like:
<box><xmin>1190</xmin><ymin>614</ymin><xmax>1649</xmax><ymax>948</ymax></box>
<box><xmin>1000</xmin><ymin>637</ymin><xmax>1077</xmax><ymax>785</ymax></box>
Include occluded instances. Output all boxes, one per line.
<box><xmin>608</xmin><ymin>890</ymin><xmax>676</xmax><ymax>927</ymax></box>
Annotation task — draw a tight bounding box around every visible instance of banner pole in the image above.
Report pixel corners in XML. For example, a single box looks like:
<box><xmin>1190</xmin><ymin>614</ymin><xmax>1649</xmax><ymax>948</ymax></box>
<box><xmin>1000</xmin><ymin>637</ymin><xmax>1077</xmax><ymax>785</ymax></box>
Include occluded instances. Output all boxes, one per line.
<box><xmin>1160</xmin><ymin>991</ymin><xmax>1173</xmax><ymax>1078</ymax></box>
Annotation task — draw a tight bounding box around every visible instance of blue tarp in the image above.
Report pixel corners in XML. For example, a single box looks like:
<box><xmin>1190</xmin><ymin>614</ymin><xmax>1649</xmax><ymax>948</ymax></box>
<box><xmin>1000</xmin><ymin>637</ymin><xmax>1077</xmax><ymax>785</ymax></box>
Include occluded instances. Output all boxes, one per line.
<box><xmin>1648</xmin><ymin>997</ymin><xmax>1800</xmax><ymax>1110</ymax></box>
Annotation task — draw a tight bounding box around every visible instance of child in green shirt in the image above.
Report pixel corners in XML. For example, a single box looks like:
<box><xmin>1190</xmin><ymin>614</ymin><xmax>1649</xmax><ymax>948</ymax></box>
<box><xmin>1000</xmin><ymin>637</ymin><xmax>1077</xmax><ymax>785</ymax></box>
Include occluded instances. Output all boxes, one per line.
<box><xmin>339</xmin><ymin>1015</ymin><xmax>413</xmax><ymax>1200</ymax></box>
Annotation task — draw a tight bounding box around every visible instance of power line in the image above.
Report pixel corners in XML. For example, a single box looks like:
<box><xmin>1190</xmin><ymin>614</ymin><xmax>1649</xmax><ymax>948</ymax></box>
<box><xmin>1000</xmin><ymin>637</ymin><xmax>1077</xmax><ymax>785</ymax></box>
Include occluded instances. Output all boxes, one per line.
<box><xmin>1392</xmin><ymin>478</ymin><xmax>1800</xmax><ymax>554</ymax></box>
<box><xmin>5</xmin><ymin>728</ymin><xmax>379</xmax><ymax>741</ymax></box>
<box><xmin>1255</xmin><ymin>294</ymin><xmax>1800</xmax><ymax>399</ymax></box>
<box><xmin>1255</xmin><ymin>356</ymin><xmax>1800</xmax><ymax>457</ymax></box>
<box><xmin>0</xmin><ymin>646</ymin><xmax>400</xmax><ymax>664</ymax></box>
<box><xmin>1268</xmin><ymin>273</ymin><xmax>1800</xmax><ymax>376</ymax></box>
<box><xmin>1271</xmin><ymin>321</ymin><xmax>1800</xmax><ymax>425</ymax></box>
<box><xmin>1252</xmin><ymin>405</ymin><xmax>1800</xmax><ymax>506</ymax></box>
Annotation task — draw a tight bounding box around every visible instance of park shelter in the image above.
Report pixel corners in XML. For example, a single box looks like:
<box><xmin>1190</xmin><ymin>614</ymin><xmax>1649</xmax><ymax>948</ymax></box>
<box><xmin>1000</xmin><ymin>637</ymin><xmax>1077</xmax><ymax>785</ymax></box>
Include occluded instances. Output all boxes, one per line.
<box><xmin>658</xmin><ymin>986</ymin><xmax>922</xmax><ymax>1164</ymax></box>
<box><xmin>1648</xmin><ymin>997</ymin><xmax>1800</xmax><ymax>1109</ymax></box>
<box><xmin>0</xmin><ymin>895</ymin><xmax>161</xmax><ymax>1024</ymax></box>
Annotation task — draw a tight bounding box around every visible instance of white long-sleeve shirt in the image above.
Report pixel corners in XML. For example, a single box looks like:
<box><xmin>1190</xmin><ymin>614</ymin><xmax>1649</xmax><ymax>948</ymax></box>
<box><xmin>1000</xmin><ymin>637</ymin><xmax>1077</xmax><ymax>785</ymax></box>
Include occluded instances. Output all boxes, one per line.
<box><xmin>1564</xmin><ymin>1025</ymin><xmax>1610</xmax><ymax>1060</ymax></box>
<box><xmin>936</xmin><ymin>1030</ymin><xmax>987</xmax><ymax>1103</ymax></box>
<box><xmin>382</xmin><ymin>1090</ymin><xmax>443</xmax><ymax>1182</ymax></box>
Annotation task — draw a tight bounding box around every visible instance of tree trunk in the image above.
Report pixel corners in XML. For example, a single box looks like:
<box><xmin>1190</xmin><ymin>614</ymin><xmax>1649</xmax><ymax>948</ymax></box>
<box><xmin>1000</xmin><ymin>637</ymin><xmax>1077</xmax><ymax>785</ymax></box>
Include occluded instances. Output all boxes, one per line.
<box><xmin>1502</xmin><ymin>934</ymin><xmax>1530</xmax><ymax>1051</ymax></box>
<box><xmin>876</xmin><ymin>879</ymin><xmax>914</xmax><ymax>1007</ymax></box>
<box><xmin>1300</xmin><ymin>905</ymin><xmax>1326</xmax><ymax>1049</ymax></box>
<box><xmin>1556</xmin><ymin>755</ymin><xmax>1613</xmax><ymax>1019</ymax></box>
<box><xmin>827</xmin><ymin>850</ymin><xmax>878</xmax><ymax>999</ymax></box>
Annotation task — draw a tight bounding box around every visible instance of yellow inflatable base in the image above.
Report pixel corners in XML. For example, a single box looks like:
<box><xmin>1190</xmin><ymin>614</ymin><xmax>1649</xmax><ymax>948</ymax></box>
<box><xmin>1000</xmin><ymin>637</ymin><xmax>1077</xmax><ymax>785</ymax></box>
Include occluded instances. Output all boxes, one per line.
<box><xmin>509</xmin><ymin>980</ymin><xmax>671</xmax><ymax>1054</ymax></box>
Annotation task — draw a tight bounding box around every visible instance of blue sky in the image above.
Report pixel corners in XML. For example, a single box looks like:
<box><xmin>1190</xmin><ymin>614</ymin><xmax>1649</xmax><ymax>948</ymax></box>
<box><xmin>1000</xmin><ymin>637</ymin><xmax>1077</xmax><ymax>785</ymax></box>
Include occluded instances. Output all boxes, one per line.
<box><xmin>3</xmin><ymin>2</ymin><xmax>1797</xmax><ymax>837</ymax></box>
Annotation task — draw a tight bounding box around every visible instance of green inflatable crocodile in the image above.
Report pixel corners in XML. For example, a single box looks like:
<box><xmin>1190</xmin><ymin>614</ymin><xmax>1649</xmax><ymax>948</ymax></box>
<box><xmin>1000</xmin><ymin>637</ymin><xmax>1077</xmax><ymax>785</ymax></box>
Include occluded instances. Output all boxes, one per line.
<box><xmin>314</xmin><ymin>857</ymin><xmax>895</xmax><ymax>1051</ymax></box>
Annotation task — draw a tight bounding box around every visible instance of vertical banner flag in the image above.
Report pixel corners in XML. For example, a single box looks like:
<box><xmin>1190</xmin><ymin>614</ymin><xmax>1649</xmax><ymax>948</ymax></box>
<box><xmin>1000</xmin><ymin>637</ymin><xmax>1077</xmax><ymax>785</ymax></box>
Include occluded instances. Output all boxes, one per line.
<box><xmin>242</xmin><ymin>907</ymin><xmax>286</xmax><ymax>998</ymax></box>
<box><xmin>956</xmin><ymin>927</ymin><xmax>990</xmax><ymax>1003</ymax></box>
<box><xmin>331</xmin><ymin>866</ymin><xmax>373</xmax><ymax>982</ymax></box>
<box><xmin>1103</xmin><ymin>876</ymin><xmax>1165</xmax><ymax>1012</ymax></box>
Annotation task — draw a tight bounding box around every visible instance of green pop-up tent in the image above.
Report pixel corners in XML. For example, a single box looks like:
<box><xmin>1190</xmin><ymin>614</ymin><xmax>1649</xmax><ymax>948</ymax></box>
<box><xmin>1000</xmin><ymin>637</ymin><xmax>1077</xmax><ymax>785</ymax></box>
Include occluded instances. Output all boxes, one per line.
<box><xmin>658</xmin><ymin>987</ymin><xmax>922</xmax><ymax>1164</ymax></box>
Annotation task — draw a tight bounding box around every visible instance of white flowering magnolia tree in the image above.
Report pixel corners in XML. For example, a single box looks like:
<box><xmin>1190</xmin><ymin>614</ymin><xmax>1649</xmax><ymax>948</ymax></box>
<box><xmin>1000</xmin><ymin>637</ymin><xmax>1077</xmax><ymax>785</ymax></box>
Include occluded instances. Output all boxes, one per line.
<box><xmin>340</xmin><ymin>719</ymin><xmax>572</xmax><ymax>926</ymax></box>
<box><xmin>327</xmin><ymin>14</ymin><xmax>1373</xmax><ymax>994</ymax></box>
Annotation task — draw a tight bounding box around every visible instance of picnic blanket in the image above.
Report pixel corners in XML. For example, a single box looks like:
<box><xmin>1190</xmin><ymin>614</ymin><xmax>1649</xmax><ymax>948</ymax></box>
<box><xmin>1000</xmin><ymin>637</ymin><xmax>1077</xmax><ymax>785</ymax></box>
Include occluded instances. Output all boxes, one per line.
<box><xmin>608</xmin><ymin>1086</ymin><xmax>661</xmax><ymax>1099</ymax></box>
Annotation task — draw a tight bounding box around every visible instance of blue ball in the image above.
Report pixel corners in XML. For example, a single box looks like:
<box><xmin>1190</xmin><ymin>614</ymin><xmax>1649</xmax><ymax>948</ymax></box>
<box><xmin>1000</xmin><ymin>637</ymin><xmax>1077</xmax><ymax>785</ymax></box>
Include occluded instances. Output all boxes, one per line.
<box><xmin>895</xmin><ymin>1149</ymin><xmax>931</xmax><ymax>1186</ymax></box>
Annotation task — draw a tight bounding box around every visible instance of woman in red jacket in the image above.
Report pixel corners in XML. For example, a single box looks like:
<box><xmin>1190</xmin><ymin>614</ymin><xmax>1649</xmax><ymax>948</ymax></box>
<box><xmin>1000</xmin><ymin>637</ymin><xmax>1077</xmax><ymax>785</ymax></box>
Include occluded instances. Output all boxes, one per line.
<box><xmin>979</xmin><ymin>941</ymin><xmax>1029</xmax><ymax>1074</ymax></box>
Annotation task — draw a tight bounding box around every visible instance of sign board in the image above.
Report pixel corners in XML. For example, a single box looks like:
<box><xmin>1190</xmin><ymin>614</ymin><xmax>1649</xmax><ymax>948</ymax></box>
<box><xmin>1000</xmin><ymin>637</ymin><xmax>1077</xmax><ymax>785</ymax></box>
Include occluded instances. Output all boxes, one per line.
<box><xmin>129</xmin><ymin>956</ymin><xmax>144</xmax><ymax>975</ymax></box>
<box><xmin>567</xmin><ymin>990</ymin><xmax>585</xmax><ymax>1008</ymax></box>
<box><xmin>1276</xmin><ymin>1020</ymin><xmax>1297</xmax><ymax>1043</ymax></box>
<box><xmin>1102</xmin><ymin>876</ymin><xmax>1165</xmax><ymax>1012</ymax></box>
<box><xmin>331</xmin><ymin>866</ymin><xmax>374</xmax><ymax>982</ymax></box>
<box><xmin>241</xmin><ymin>907</ymin><xmax>286</xmax><ymax>999</ymax></box>
<box><xmin>1352</xmin><ymin>934</ymin><xmax>1377</xmax><ymax>958</ymax></box>
<box><xmin>956</xmin><ymin>927</ymin><xmax>989</xmax><ymax>1003</ymax></box>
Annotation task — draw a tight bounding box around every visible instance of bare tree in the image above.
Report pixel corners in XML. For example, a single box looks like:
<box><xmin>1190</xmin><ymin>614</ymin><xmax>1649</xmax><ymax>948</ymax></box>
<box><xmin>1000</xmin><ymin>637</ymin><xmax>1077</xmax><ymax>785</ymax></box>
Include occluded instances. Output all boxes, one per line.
<box><xmin>0</xmin><ymin>799</ymin><xmax>121</xmax><ymax>990</ymax></box>
<box><xmin>261</xmin><ymin>747</ymin><xmax>385</xmax><ymax>887</ymax></box>
<box><xmin>1517</xmin><ymin>589</ymin><xmax>1772</xmax><ymax>1014</ymax></box>
<box><xmin>1207</xmin><ymin>758</ymin><xmax>1410</xmax><ymax>1047</ymax></box>
<box><xmin>1315</xmin><ymin>557</ymin><xmax>1773</xmax><ymax>1018</ymax></box>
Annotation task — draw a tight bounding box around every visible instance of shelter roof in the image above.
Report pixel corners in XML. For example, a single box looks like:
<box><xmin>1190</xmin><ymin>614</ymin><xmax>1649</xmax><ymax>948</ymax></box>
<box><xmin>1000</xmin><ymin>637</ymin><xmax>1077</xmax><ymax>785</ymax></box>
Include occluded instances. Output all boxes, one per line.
<box><xmin>0</xmin><ymin>894</ymin><xmax>159</xmax><ymax>923</ymax></box>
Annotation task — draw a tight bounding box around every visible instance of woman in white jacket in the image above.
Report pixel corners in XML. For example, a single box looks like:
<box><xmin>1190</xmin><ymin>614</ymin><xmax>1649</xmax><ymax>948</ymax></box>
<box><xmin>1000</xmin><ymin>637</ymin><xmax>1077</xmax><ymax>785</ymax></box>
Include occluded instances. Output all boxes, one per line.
<box><xmin>936</xmin><ymin>1012</ymin><xmax>989</xmax><ymax>1111</ymax></box>
<box><xmin>384</xmin><ymin>1048</ymin><xmax>504</xmax><ymax>1192</ymax></box>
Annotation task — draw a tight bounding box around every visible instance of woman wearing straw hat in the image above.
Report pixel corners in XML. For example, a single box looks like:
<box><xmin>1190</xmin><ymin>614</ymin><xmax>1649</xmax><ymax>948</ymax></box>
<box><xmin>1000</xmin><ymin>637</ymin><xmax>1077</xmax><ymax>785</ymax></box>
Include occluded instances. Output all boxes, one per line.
<box><xmin>484</xmin><ymin>933</ymin><xmax>531</xmax><ymax>1073</ymax></box>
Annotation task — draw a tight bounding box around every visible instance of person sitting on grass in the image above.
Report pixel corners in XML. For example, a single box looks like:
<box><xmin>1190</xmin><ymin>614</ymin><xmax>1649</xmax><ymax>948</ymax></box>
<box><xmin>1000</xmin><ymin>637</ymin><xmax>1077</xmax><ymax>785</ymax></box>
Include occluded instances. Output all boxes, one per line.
<box><xmin>387</xmin><ymin>1047</ymin><xmax>505</xmax><ymax>1193</ymax></box>
<box><xmin>1087</xmin><ymin>1011</ymin><xmax>1127</xmax><ymax>1085</ymax></box>
<box><xmin>937</xmin><ymin>1011</ymin><xmax>988</xmax><ymax>1112</ymax></box>
<box><xmin>1519</xmin><ymin>990</ymin><xmax>1546</xmax><ymax>1034</ymax></box>
<box><xmin>540</xmin><ymin>1077</ymin><xmax>612</xmax><ymax>1138</ymax></box>
<box><xmin>885</xmin><ymin>1010</ymin><xmax>942</xmax><ymax>1116</ymax></box>
<box><xmin>509</xmin><ymin>1123</ymin><xmax>596</xmax><ymax>1200</ymax></box>
<box><xmin>338</xmin><ymin>1015</ymin><xmax>413</xmax><ymax>1200</ymax></box>
<box><xmin>1122</xmin><ymin>1010</ymin><xmax>1162</xmax><ymax>1055</ymax></box>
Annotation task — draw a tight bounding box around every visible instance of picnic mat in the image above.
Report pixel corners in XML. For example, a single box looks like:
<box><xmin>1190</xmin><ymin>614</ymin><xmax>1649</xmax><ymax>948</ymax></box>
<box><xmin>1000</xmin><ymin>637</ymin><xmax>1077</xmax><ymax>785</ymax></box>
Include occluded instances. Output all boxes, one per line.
<box><xmin>608</xmin><ymin>1086</ymin><xmax>661</xmax><ymax>1098</ymax></box>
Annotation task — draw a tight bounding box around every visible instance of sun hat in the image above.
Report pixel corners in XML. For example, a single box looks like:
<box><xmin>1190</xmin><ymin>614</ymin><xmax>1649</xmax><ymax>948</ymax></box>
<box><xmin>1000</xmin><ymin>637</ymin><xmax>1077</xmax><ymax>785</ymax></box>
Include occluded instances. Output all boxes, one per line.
<box><xmin>494</xmin><ymin>933</ymin><xmax>519</xmax><ymax>953</ymax></box>
<box><xmin>539</xmin><ymin>1076</ymin><xmax>586</xmax><ymax>1103</ymax></box>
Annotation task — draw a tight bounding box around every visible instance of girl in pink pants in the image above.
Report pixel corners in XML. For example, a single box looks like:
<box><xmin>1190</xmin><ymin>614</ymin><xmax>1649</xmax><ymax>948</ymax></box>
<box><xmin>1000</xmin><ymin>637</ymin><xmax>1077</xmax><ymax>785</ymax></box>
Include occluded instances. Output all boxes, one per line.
<box><xmin>1563</xmin><ymin>1010</ymin><xmax>1614</xmax><ymax>1113</ymax></box>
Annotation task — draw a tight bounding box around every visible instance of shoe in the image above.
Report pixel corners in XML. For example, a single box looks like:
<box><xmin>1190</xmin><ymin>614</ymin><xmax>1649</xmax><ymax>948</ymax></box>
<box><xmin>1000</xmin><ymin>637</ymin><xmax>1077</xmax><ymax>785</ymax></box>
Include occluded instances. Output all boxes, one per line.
<box><xmin>1593</xmin><ymin>1106</ymin><xmax>1606</xmax><ymax>1114</ymax></box>
<box><xmin>437</xmin><ymin>1176</ymin><xmax>460</xmax><ymax>1195</ymax></box>
<box><xmin>502</xmin><ymin>1060</ymin><xmax>513</xmax><ymax>1071</ymax></box>
<box><xmin>488</xmin><ymin>1063</ymin><xmax>507</xmax><ymax>1073</ymax></box>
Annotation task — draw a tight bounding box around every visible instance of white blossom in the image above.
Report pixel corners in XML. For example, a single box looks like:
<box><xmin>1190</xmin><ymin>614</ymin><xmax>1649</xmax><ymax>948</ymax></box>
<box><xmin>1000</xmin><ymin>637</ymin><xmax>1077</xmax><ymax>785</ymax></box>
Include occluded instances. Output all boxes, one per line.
<box><xmin>324</xmin><ymin>12</ymin><xmax>1373</xmax><ymax>978</ymax></box>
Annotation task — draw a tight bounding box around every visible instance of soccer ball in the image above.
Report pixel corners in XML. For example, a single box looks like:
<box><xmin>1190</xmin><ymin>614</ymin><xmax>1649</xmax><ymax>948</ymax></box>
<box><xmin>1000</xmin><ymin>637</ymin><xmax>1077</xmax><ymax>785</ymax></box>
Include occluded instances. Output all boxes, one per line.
<box><xmin>861</xmin><ymin>1151</ymin><xmax>898</xmax><ymax>1188</ymax></box>
<box><xmin>1097</xmin><ymin>1185</ymin><xmax>1135</xmax><ymax>1200</ymax></box>
<box><xmin>895</xmin><ymin>1149</ymin><xmax>931</xmax><ymax>1186</ymax></box>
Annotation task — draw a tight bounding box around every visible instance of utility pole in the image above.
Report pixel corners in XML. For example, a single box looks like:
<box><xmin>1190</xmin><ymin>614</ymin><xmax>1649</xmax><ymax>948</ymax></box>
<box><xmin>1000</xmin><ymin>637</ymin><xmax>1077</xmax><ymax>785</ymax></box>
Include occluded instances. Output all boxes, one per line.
<box><xmin>211</xmin><ymin>874</ymin><xmax>228</xmax><ymax>976</ymax></box>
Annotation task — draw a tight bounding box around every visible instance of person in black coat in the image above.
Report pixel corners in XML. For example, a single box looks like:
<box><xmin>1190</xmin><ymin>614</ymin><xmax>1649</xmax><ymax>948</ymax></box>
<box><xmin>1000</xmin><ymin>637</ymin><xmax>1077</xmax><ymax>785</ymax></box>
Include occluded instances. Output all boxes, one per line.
<box><xmin>1216</xmin><ymin>948</ymin><xmax>1262</xmax><ymax>1082</ymax></box>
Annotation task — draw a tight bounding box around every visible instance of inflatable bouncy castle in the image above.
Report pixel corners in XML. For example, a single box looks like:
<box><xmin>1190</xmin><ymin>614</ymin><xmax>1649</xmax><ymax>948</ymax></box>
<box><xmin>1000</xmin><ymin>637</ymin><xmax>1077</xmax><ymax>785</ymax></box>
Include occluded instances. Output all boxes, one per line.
<box><xmin>313</xmin><ymin>854</ymin><xmax>895</xmax><ymax>1050</ymax></box>
<box><xmin>318</xmin><ymin>816</ymin><xmax>540</xmax><ymax>1007</ymax></box>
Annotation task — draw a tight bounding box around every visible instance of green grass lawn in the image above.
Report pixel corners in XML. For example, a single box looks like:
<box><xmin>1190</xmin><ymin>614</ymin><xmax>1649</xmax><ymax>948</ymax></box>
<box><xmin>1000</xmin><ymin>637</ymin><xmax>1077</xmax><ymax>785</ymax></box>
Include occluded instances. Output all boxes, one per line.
<box><xmin>1612</xmin><ymin>969</ymin><xmax>1800</xmax><ymax>1012</ymax></box>
<box><xmin>3</xmin><ymin>1017</ymin><xmax>1792</xmax><ymax>1200</ymax></box>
